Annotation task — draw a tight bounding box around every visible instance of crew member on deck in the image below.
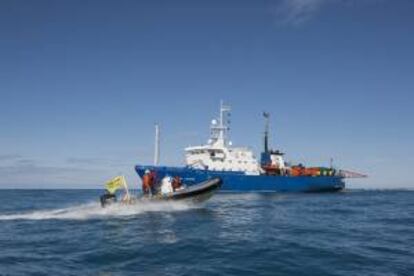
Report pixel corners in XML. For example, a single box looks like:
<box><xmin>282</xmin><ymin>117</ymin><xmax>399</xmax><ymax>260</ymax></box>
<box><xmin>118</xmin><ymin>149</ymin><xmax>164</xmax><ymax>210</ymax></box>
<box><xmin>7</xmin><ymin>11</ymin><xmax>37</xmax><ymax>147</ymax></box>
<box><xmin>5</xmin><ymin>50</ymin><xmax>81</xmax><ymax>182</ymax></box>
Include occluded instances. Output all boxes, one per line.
<box><xmin>149</xmin><ymin>170</ymin><xmax>157</xmax><ymax>195</ymax></box>
<box><xmin>142</xmin><ymin>169</ymin><xmax>153</xmax><ymax>195</ymax></box>
<box><xmin>172</xmin><ymin>176</ymin><xmax>182</xmax><ymax>191</ymax></box>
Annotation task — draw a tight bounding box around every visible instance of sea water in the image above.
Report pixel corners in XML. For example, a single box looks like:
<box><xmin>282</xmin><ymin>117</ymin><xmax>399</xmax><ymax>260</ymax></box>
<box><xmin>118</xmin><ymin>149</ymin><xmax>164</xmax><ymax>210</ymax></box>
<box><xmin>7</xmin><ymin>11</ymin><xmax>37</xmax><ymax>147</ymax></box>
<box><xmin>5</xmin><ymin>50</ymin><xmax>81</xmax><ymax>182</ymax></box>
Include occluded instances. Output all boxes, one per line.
<box><xmin>0</xmin><ymin>190</ymin><xmax>413</xmax><ymax>275</ymax></box>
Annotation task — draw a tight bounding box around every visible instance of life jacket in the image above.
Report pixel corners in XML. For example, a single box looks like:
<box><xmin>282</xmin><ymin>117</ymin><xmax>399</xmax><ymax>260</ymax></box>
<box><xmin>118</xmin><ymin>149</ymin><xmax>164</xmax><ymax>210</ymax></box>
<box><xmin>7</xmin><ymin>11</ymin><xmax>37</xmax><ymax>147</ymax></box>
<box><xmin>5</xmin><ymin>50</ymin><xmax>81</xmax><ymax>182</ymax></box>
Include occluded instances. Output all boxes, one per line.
<box><xmin>149</xmin><ymin>171</ymin><xmax>156</xmax><ymax>186</ymax></box>
<box><xmin>142</xmin><ymin>174</ymin><xmax>151</xmax><ymax>190</ymax></box>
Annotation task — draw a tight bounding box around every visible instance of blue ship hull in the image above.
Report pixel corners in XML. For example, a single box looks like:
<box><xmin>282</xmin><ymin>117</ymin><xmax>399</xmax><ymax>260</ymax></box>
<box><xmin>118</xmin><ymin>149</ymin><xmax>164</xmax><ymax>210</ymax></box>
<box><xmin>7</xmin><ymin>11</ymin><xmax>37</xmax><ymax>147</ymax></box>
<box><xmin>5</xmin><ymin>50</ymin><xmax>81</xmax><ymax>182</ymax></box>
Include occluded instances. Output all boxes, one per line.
<box><xmin>135</xmin><ymin>165</ymin><xmax>345</xmax><ymax>192</ymax></box>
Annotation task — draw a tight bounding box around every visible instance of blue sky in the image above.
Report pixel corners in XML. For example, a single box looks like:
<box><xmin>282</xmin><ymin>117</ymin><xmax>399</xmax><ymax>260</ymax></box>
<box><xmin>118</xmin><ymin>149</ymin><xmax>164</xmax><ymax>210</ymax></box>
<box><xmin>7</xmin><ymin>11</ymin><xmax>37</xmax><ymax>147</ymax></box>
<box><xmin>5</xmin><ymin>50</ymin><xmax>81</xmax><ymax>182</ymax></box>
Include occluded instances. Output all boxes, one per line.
<box><xmin>0</xmin><ymin>0</ymin><xmax>413</xmax><ymax>189</ymax></box>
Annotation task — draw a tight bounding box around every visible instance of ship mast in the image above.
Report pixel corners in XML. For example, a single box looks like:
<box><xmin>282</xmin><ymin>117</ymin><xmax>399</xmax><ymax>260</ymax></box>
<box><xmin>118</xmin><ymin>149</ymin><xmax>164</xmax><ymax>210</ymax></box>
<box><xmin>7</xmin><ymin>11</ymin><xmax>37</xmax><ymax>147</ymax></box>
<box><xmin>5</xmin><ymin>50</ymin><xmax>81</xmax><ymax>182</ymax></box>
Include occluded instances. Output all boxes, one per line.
<box><xmin>154</xmin><ymin>123</ymin><xmax>160</xmax><ymax>165</ymax></box>
<box><xmin>263</xmin><ymin>112</ymin><xmax>270</xmax><ymax>153</ymax></box>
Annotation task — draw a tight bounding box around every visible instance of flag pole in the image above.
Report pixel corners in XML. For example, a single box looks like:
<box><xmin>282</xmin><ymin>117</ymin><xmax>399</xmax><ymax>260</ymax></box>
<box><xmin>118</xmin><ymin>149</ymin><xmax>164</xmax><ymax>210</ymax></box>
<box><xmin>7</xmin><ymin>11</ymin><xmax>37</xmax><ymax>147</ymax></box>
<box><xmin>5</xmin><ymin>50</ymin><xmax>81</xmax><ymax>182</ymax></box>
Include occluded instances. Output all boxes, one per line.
<box><xmin>122</xmin><ymin>176</ymin><xmax>130</xmax><ymax>201</ymax></box>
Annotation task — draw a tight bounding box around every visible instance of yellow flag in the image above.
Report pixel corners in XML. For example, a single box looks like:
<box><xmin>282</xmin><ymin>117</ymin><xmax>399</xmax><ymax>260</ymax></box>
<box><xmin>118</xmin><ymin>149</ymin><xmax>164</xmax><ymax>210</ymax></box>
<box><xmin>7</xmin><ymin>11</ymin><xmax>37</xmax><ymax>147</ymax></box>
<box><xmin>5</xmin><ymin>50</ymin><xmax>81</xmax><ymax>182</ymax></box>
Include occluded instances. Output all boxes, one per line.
<box><xmin>105</xmin><ymin>176</ymin><xmax>125</xmax><ymax>194</ymax></box>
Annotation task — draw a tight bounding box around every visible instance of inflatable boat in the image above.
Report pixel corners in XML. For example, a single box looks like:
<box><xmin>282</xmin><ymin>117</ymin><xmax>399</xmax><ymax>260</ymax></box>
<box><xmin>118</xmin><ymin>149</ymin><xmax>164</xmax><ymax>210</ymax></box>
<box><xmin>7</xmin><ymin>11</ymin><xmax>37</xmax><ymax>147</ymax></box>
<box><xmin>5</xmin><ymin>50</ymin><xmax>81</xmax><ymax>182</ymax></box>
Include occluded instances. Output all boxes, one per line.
<box><xmin>100</xmin><ymin>177</ymin><xmax>222</xmax><ymax>207</ymax></box>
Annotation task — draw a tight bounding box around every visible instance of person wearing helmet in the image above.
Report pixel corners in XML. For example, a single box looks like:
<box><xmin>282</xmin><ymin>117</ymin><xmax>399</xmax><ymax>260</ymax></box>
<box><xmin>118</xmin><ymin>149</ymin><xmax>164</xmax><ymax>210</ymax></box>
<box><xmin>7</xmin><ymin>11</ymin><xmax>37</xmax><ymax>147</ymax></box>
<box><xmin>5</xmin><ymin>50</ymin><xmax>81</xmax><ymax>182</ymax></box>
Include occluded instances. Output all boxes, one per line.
<box><xmin>142</xmin><ymin>169</ymin><xmax>153</xmax><ymax>196</ymax></box>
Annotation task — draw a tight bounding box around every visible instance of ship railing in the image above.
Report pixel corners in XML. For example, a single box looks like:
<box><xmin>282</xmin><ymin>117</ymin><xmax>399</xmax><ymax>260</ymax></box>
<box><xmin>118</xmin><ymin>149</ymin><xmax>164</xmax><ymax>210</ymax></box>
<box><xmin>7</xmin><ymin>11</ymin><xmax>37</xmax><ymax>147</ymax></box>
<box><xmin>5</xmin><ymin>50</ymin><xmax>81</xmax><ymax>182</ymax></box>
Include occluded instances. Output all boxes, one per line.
<box><xmin>338</xmin><ymin>170</ymin><xmax>368</xmax><ymax>178</ymax></box>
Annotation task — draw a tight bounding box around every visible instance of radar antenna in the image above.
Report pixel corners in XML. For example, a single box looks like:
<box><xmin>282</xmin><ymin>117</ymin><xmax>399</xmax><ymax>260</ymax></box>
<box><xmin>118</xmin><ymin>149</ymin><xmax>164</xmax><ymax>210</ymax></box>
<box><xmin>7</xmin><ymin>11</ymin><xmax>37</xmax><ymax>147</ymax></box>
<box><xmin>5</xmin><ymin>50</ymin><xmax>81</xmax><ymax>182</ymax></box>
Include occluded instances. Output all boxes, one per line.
<box><xmin>209</xmin><ymin>100</ymin><xmax>231</xmax><ymax>146</ymax></box>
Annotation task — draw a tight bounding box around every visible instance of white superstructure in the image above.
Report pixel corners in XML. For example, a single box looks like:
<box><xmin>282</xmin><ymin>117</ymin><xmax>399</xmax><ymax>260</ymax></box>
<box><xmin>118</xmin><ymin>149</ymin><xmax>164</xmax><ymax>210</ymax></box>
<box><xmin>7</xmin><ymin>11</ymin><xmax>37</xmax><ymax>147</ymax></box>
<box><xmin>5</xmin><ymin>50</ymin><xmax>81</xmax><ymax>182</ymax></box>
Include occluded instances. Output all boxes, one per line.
<box><xmin>185</xmin><ymin>102</ymin><xmax>262</xmax><ymax>175</ymax></box>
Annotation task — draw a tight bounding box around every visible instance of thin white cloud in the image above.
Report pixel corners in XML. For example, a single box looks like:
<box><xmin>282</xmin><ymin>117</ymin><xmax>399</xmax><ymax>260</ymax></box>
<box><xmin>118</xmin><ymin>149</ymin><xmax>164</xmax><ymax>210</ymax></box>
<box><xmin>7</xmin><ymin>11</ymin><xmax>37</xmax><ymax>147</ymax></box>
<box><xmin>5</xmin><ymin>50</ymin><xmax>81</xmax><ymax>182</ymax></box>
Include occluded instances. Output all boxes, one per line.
<box><xmin>0</xmin><ymin>154</ymin><xmax>143</xmax><ymax>189</ymax></box>
<box><xmin>0</xmin><ymin>159</ymin><xmax>110</xmax><ymax>187</ymax></box>
<box><xmin>0</xmin><ymin>154</ymin><xmax>22</xmax><ymax>161</ymax></box>
<box><xmin>275</xmin><ymin>0</ymin><xmax>330</xmax><ymax>25</ymax></box>
<box><xmin>274</xmin><ymin>0</ymin><xmax>385</xmax><ymax>25</ymax></box>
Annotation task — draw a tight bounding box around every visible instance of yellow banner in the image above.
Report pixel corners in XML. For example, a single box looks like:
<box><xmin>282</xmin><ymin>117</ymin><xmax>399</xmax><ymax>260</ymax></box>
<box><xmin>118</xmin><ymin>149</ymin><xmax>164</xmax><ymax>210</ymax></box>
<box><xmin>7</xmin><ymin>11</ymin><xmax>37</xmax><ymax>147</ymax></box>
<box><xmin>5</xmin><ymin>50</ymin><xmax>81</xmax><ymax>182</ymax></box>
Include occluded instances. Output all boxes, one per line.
<box><xmin>105</xmin><ymin>176</ymin><xmax>125</xmax><ymax>194</ymax></box>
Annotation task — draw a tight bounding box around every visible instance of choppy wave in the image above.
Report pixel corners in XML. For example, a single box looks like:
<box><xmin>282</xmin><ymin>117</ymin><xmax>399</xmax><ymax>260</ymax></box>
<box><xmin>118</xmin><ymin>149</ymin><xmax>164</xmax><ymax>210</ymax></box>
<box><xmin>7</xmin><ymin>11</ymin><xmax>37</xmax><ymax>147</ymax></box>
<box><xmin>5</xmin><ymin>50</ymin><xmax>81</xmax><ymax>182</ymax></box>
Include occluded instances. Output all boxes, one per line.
<box><xmin>0</xmin><ymin>190</ymin><xmax>413</xmax><ymax>275</ymax></box>
<box><xmin>0</xmin><ymin>200</ymin><xmax>199</xmax><ymax>221</ymax></box>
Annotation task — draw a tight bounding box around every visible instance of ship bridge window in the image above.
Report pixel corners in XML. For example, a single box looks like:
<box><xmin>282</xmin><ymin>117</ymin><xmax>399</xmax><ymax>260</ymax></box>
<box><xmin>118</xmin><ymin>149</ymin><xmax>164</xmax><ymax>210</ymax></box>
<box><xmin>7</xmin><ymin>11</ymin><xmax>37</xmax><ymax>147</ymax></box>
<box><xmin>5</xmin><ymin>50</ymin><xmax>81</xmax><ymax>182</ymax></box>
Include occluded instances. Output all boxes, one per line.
<box><xmin>209</xmin><ymin>149</ymin><xmax>225</xmax><ymax>159</ymax></box>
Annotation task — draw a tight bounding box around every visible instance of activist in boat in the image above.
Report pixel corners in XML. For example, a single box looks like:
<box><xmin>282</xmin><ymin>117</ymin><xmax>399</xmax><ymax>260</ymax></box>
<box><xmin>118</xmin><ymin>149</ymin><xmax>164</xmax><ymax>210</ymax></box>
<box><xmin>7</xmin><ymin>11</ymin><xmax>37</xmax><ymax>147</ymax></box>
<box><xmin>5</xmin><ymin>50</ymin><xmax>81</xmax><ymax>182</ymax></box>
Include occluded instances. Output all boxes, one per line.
<box><xmin>99</xmin><ymin>173</ymin><xmax>222</xmax><ymax>207</ymax></box>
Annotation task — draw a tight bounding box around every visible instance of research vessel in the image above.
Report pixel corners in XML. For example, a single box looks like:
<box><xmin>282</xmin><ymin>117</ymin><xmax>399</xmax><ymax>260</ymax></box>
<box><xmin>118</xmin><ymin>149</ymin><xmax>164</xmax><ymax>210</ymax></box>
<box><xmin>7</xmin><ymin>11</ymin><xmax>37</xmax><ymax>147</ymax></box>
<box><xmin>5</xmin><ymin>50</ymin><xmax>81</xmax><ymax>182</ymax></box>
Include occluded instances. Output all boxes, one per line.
<box><xmin>136</xmin><ymin>103</ymin><xmax>363</xmax><ymax>192</ymax></box>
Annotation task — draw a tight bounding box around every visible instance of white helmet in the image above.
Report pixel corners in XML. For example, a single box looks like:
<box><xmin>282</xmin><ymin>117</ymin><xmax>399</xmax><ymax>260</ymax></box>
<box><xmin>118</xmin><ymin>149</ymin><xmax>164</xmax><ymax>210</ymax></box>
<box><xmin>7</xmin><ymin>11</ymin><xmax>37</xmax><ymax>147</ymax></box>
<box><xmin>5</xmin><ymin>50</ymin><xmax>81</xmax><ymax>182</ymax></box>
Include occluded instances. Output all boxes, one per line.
<box><xmin>145</xmin><ymin>169</ymin><xmax>150</xmax><ymax>174</ymax></box>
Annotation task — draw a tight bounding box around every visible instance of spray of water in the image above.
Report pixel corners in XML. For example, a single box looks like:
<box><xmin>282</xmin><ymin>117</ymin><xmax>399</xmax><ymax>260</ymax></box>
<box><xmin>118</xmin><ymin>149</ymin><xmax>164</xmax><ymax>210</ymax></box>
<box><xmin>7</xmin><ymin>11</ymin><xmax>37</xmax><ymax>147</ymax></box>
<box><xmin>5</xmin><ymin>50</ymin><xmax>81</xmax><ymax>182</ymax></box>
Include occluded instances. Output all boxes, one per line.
<box><xmin>0</xmin><ymin>200</ymin><xmax>199</xmax><ymax>221</ymax></box>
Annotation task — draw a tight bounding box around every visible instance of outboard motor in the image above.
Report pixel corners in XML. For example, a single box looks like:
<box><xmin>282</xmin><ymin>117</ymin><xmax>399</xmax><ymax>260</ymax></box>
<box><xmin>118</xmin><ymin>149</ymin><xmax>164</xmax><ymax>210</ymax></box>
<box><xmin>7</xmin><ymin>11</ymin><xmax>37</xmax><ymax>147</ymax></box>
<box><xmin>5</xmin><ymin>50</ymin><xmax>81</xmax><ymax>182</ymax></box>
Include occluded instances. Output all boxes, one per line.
<box><xmin>100</xmin><ymin>193</ymin><xmax>117</xmax><ymax>208</ymax></box>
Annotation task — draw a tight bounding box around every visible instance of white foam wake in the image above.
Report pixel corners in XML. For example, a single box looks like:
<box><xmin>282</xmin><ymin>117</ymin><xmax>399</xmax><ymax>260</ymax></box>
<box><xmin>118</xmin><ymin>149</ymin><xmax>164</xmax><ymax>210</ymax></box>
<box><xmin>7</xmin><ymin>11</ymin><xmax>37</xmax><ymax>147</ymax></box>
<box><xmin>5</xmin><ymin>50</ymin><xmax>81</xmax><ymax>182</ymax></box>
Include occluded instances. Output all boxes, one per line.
<box><xmin>0</xmin><ymin>200</ymin><xmax>199</xmax><ymax>221</ymax></box>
